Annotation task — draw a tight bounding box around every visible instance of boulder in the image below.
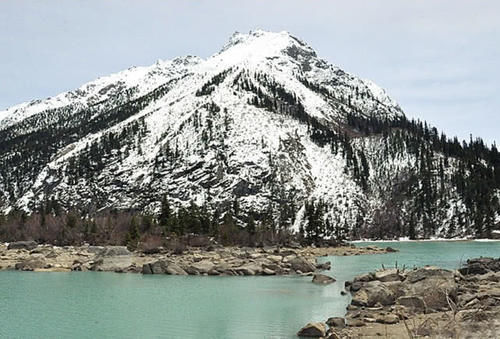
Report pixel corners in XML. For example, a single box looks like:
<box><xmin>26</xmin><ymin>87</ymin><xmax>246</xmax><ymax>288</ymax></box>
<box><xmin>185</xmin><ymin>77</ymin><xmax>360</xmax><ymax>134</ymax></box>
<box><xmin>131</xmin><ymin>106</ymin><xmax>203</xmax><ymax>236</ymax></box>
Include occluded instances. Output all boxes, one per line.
<box><xmin>15</xmin><ymin>257</ymin><xmax>46</xmax><ymax>271</ymax></box>
<box><xmin>312</xmin><ymin>274</ymin><xmax>336</xmax><ymax>285</ymax></box>
<box><xmin>150</xmin><ymin>261</ymin><xmax>166</xmax><ymax>274</ymax></box>
<box><xmin>297</xmin><ymin>322</ymin><xmax>327</xmax><ymax>337</ymax></box>
<box><xmin>461</xmin><ymin>257</ymin><xmax>500</xmax><ymax>274</ymax></box>
<box><xmin>396</xmin><ymin>296</ymin><xmax>427</xmax><ymax>314</ymax></box>
<box><xmin>189</xmin><ymin>260</ymin><xmax>215</xmax><ymax>274</ymax></box>
<box><xmin>165</xmin><ymin>263</ymin><xmax>188</xmax><ymax>275</ymax></box>
<box><xmin>290</xmin><ymin>257</ymin><xmax>316</xmax><ymax>273</ymax></box>
<box><xmin>91</xmin><ymin>256</ymin><xmax>133</xmax><ymax>272</ymax></box>
<box><xmin>405</xmin><ymin>266</ymin><xmax>454</xmax><ymax>283</ymax></box>
<box><xmin>374</xmin><ymin>268</ymin><xmax>403</xmax><ymax>282</ymax></box>
<box><xmin>326</xmin><ymin>317</ymin><xmax>345</xmax><ymax>328</ymax></box>
<box><xmin>8</xmin><ymin>241</ymin><xmax>38</xmax><ymax>251</ymax></box>
<box><xmin>262</xmin><ymin>268</ymin><xmax>276</xmax><ymax>275</ymax></box>
<box><xmin>406</xmin><ymin>276</ymin><xmax>457</xmax><ymax>312</ymax></box>
<box><xmin>316</xmin><ymin>261</ymin><xmax>331</xmax><ymax>271</ymax></box>
<box><xmin>235</xmin><ymin>263</ymin><xmax>261</xmax><ymax>276</ymax></box>
<box><xmin>350</xmin><ymin>281</ymin><xmax>363</xmax><ymax>292</ymax></box>
<box><xmin>353</xmin><ymin>272</ymin><xmax>375</xmax><ymax>283</ymax></box>
<box><xmin>142</xmin><ymin>263</ymin><xmax>153</xmax><ymax>274</ymax></box>
<box><xmin>351</xmin><ymin>281</ymin><xmax>395</xmax><ymax>307</ymax></box>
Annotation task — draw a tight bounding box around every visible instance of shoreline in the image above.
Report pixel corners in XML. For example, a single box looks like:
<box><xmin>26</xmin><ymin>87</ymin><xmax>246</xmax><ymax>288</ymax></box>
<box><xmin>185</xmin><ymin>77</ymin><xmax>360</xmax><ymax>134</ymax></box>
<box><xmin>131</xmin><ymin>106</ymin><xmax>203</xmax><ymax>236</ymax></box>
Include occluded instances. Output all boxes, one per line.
<box><xmin>0</xmin><ymin>241</ymin><xmax>393</xmax><ymax>275</ymax></box>
<box><xmin>351</xmin><ymin>238</ymin><xmax>500</xmax><ymax>243</ymax></box>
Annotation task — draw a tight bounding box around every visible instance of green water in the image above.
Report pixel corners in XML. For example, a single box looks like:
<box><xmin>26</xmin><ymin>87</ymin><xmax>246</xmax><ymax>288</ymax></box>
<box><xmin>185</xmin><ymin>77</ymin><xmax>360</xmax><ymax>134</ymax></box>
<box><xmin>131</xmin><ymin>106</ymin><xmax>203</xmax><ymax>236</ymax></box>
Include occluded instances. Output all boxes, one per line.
<box><xmin>0</xmin><ymin>241</ymin><xmax>499</xmax><ymax>339</ymax></box>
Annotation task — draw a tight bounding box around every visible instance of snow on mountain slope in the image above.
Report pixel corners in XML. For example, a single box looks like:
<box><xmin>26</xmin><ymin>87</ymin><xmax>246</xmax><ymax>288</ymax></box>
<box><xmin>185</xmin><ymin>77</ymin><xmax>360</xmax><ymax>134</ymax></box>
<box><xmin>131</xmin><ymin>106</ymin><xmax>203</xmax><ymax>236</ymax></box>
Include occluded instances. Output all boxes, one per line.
<box><xmin>1</xmin><ymin>30</ymin><xmax>497</xmax><ymax>239</ymax></box>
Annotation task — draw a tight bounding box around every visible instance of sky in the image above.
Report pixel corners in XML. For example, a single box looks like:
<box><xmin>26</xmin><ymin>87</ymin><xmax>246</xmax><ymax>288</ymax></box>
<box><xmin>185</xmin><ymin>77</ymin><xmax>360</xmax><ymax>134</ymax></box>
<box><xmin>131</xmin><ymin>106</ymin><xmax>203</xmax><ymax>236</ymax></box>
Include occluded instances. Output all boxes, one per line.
<box><xmin>1</xmin><ymin>0</ymin><xmax>498</xmax><ymax>145</ymax></box>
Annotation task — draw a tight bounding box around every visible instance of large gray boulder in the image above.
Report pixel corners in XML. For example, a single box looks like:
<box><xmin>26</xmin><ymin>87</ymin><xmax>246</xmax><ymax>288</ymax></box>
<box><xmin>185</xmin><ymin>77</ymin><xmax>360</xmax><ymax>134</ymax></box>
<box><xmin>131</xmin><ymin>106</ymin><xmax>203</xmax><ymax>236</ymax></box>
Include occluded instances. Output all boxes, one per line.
<box><xmin>405</xmin><ymin>266</ymin><xmax>454</xmax><ymax>283</ymax></box>
<box><xmin>351</xmin><ymin>280</ymin><xmax>396</xmax><ymax>307</ymax></box>
<box><xmin>91</xmin><ymin>256</ymin><xmax>133</xmax><ymax>272</ymax></box>
<box><xmin>15</xmin><ymin>257</ymin><xmax>46</xmax><ymax>271</ymax></box>
<box><xmin>150</xmin><ymin>261</ymin><xmax>166</xmax><ymax>274</ymax></box>
<box><xmin>326</xmin><ymin>317</ymin><xmax>345</xmax><ymax>328</ymax></box>
<box><xmin>290</xmin><ymin>257</ymin><xmax>316</xmax><ymax>273</ymax></box>
<box><xmin>297</xmin><ymin>322</ymin><xmax>327</xmax><ymax>337</ymax></box>
<box><xmin>8</xmin><ymin>241</ymin><xmax>38</xmax><ymax>251</ymax></box>
<box><xmin>235</xmin><ymin>263</ymin><xmax>262</xmax><ymax>275</ymax></box>
<box><xmin>406</xmin><ymin>276</ymin><xmax>456</xmax><ymax>311</ymax></box>
<box><xmin>188</xmin><ymin>260</ymin><xmax>215</xmax><ymax>275</ymax></box>
<box><xmin>165</xmin><ymin>262</ymin><xmax>188</xmax><ymax>275</ymax></box>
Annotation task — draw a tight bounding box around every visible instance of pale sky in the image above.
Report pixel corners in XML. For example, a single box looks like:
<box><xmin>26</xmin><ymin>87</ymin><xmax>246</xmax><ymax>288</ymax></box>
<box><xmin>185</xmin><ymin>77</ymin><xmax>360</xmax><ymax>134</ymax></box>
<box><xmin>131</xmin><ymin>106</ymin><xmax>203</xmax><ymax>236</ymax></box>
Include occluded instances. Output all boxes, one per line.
<box><xmin>1</xmin><ymin>0</ymin><xmax>498</xmax><ymax>144</ymax></box>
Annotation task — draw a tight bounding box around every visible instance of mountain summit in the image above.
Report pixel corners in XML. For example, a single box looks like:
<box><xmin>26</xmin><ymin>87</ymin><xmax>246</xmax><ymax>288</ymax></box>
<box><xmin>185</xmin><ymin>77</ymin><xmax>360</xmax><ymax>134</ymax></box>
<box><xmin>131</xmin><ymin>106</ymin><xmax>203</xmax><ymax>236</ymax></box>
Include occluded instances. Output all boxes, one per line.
<box><xmin>0</xmin><ymin>30</ymin><xmax>498</xmax><ymax>239</ymax></box>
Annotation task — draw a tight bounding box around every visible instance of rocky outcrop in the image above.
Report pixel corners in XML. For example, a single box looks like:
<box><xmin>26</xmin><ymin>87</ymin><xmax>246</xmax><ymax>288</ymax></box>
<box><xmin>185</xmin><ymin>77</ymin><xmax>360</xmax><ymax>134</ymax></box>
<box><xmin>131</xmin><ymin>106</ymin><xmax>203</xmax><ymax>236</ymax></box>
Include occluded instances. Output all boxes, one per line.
<box><xmin>1</xmin><ymin>243</ymin><xmax>390</xmax><ymax>276</ymax></box>
<box><xmin>305</xmin><ymin>259</ymin><xmax>500</xmax><ymax>338</ymax></box>
<box><xmin>459</xmin><ymin>257</ymin><xmax>500</xmax><ymax>275</ymax></box>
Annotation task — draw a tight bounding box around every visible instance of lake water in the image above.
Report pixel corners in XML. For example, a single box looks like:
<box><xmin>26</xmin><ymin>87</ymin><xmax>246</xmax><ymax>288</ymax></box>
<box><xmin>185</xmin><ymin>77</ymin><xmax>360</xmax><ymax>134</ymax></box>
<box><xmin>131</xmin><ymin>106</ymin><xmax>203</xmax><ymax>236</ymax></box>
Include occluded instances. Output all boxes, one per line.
<box><xmin>1</xmin><ymin>241</ymin><xmax>499</xmax><ymax>338</ymax></box>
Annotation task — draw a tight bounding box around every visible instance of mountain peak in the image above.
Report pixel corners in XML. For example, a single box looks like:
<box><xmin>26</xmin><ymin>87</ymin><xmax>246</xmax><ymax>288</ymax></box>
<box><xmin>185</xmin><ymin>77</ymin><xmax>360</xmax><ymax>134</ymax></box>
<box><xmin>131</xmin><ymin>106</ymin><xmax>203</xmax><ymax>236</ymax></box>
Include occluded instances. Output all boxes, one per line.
<box><xmin>216</xmin><ymin>30</ymin><xmax>315</xmax><ymax>64</ymax></box>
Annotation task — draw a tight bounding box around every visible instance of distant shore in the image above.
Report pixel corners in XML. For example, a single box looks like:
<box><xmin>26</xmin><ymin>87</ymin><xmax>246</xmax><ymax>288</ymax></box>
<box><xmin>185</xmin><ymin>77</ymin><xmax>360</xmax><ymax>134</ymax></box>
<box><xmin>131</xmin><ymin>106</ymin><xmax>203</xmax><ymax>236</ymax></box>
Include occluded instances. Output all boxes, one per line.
<box><xmin>0</xmin><ymin>241</ymin><xmax>393</xmax><ymax>275</ymax></box>
<box><xmin>351</xmin><ymin>237</ymin><xmax>500</xmax><ymax>243</ymax></box>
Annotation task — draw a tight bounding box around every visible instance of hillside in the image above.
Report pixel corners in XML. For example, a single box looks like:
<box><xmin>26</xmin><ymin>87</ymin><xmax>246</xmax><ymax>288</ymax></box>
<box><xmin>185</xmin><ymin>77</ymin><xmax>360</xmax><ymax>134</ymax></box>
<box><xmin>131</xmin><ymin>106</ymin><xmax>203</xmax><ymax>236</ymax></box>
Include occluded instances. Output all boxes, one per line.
<box><xmin>0</xmin><ymin>30</ymin><xmax>499</xmax><ymax>241</ymax></box>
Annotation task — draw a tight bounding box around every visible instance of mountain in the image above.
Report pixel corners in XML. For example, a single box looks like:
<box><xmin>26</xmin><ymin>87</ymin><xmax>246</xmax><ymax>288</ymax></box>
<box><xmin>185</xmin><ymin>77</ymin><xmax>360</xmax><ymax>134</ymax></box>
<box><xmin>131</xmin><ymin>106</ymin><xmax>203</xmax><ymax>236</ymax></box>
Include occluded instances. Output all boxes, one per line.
<box><xmin>1</xmin><ymin>30</ymin><xmax>499</xmax><ymax>240</ymax></box>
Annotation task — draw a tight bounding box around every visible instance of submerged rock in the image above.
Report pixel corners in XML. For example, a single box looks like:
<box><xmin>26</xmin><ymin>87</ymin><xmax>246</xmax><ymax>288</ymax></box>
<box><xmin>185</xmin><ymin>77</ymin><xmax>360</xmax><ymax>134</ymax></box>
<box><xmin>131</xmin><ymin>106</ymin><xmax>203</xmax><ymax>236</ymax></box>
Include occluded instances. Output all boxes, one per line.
<box><xmin>312</xmin><ymin>273</ymin><xmax>336</xmax><ymax>284</ymax></box>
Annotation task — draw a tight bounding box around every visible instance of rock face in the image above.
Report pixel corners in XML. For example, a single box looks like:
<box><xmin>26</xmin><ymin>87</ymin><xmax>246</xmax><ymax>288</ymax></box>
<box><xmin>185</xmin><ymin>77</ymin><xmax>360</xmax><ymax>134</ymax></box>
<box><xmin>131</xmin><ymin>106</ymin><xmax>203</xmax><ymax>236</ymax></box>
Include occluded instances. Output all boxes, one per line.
<box><xmin>297</xmin><ymin>322</ymin><xmax>327</xmax><ymax>337</ymax></box>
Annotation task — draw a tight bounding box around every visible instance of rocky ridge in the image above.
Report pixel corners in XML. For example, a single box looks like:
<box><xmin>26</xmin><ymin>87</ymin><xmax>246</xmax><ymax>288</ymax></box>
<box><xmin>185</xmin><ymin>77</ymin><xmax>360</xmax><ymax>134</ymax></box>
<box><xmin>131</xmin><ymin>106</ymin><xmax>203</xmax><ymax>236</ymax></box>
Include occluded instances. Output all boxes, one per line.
<box><xmin>0</xmin><ymin>242</ymin><xmax>389</xmax><ymax>276</ymax></box>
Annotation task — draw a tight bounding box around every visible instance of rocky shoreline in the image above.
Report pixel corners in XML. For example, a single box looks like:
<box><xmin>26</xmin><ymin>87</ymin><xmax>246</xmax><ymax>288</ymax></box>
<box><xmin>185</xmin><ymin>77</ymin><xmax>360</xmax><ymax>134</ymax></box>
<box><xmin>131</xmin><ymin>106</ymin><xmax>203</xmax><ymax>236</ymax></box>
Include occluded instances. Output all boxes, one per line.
<box><xmin>298</xmin><ymin>257</ymin><xmax>500</xmax><ymax>338</ymax></box>
<box><xmin>0</xmin><ymin>241</ymin><xmax>392</xmax><ymax>276</ymax></box>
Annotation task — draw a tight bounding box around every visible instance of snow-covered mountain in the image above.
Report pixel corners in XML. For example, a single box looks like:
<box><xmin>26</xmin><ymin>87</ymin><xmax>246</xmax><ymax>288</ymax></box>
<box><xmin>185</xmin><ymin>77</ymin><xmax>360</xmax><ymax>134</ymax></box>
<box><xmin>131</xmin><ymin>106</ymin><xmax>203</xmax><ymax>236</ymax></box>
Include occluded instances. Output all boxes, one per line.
<box><xmin>1</xmin><ymin>30</ymin><xmax>498</xmax><ymax>239</ymax></box>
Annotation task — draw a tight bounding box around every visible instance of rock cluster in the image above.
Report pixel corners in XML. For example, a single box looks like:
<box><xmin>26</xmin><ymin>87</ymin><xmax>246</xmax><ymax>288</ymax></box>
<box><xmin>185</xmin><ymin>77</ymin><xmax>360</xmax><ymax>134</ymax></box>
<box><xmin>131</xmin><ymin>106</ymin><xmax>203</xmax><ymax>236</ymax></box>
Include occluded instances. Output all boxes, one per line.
<box><xmin>298</xmin><ymin>258</ymin><xmax>500</xmax><ymax>338</ymax></box>
<box><xmin>142</xmin><ymin>247</ymin><xmax>326</xmax><ymax>276</ymax></box>
<box><xmin>0</xmin><ymin>242</ymin><xmax>389</xmax><ymax>276</ymax></box>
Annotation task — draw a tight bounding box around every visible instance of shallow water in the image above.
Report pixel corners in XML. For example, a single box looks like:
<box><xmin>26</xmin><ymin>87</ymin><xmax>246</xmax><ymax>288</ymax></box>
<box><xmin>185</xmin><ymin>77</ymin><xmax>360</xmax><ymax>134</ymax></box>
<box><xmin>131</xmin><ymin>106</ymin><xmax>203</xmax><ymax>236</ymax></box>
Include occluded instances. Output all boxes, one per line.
<box><xmin>1</xmin><ymin>241</ymin><xmax>499</xmax><ymax>338</ymax></box>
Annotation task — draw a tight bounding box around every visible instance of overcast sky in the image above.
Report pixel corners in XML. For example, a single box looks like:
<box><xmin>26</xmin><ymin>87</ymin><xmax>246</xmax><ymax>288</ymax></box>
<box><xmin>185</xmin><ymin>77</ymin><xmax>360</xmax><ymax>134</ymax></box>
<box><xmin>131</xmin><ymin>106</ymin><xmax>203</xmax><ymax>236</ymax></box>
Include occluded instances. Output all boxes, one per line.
<box><xmin>1</xmin><ymin>0</ymin><xmax>498</xmax><ymax>144</ymax></box>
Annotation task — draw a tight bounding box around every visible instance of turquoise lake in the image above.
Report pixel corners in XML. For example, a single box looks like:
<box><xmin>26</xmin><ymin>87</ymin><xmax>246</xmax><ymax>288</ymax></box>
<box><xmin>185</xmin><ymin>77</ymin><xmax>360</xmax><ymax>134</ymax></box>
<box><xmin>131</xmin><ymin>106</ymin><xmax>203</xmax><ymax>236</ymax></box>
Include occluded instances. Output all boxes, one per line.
<box><xmin>1</xmin><ymin>241</ymin><xmax>499</xmax><ymax>338</ymax></box>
